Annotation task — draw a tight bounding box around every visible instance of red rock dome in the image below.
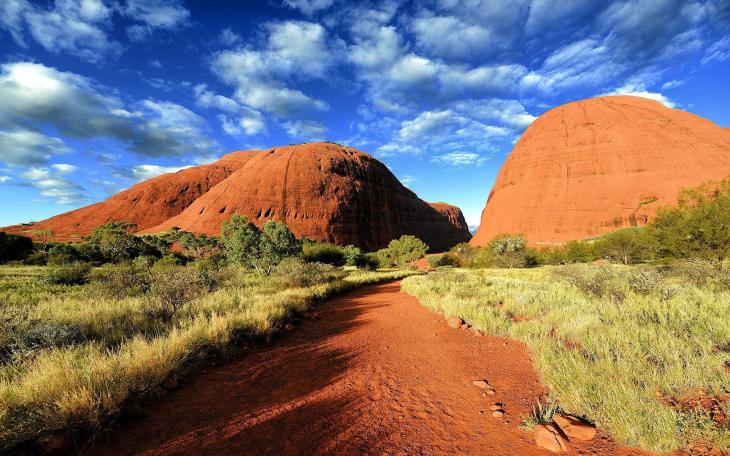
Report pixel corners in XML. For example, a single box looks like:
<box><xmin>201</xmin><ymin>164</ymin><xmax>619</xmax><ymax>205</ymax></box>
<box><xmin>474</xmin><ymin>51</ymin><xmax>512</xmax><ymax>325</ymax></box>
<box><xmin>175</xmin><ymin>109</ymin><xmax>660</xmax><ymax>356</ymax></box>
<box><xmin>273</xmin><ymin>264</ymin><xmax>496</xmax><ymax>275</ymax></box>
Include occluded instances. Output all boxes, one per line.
<box><xmin>146</xmin><ymin>143</ymin><xmax>471</xmax><ymax>251</ymax></box>
<box><xmin>4</xmin><ymin>150</ymin><xmax>260</xmax><ymax>241</ymax></box>
<box><xmin>471</xmin><ymin>96</ymin><xmax>730</xmax><ymax>246</ymax></box>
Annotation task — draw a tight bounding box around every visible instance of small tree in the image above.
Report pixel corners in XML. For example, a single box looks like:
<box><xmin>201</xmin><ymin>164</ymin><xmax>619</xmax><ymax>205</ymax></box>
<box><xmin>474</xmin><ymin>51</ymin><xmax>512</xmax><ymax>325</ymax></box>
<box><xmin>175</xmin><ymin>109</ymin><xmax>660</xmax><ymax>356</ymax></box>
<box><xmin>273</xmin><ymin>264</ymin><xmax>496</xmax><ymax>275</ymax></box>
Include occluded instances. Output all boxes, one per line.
<box><xmin>486</xmin><ymin>234</ymin><xmax>536</xmax><ymax>268</ymax></box>
<box><xmin>86</xmin><ymin>222</ymin><xmax>141</xmax><ymax>262</ymax></box>
<box><xmin>179</xmin><ymin>232</ymin><xmax>219</xmax><ymax>259</ymax></box>
<box><xmin>594</xmin><ymin>228</ymin><xmax>652</xmax><ymax>264</ymax></box>
<box><xmin>145</xmin><ymin>265</ymin><xmax>207</xmax><ymax>322</ymax></box>
<box><xmin>0</xmin><ymin>233</ymin><xmax>34</xmax><ymax>263</ymax></box>
<box><xmin>650</xmin><ymin>179</ymin><xmax>730</xmax><ymax>263</ymax></box>
<box><xmin>220</xmin><ymin>216</ymin><xmax>301</xmax><ymax>274</ymax></box>
<box><xmin>377</xmin><ymin>235</ymin><xmax>428</xmax><ymax>267</ymax></box>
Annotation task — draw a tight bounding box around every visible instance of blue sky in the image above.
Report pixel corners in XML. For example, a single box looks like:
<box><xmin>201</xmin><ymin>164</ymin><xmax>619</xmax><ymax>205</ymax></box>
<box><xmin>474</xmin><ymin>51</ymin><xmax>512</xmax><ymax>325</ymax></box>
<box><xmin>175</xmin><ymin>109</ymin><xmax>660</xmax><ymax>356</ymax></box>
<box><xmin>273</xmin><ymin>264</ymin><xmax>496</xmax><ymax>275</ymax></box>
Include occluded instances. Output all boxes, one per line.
<box><xmin>1</xmin><ymin>0</ymin><xmax>729</xmax><ymax>228</ymax></box>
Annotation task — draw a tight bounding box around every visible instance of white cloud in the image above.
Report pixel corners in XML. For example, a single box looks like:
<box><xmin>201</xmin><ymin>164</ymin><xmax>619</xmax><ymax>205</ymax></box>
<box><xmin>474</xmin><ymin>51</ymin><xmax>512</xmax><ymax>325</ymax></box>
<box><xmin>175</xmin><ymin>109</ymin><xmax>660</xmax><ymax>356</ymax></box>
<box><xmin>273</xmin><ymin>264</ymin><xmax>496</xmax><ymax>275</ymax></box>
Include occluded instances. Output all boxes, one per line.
<box><xmin>0</xmin><ymin>0</ymin><xmax>119</xmax><ymax>63</ymax></box>
<box><xmin>399</xmin><ymin>110</ymin><xmax>459</xmax><ymax>140</ymax></box>
<box><xmin>411</xmin><ymin>15</ymin><xmax>493</xmax><ymax>60</ymax></box>
<box><xmin>123</xmin><ymin>0</ymin><xmax>189</xmax><ymax>41</ymax></box>
<box><xmin>0</xmin><ymin>129</ymin><xmax>69</xmax><ymax>165</ymax></box>
<box><xmin>702</xmin><ymin>35</ymin><xmax>730</xmax><ymax>64</ymax></box>
<box><xmin>211</xmin><ymin>20</ymin><xmax>332</xmax><ymax>117</ymax></box>
<box><xmin>283</xmin><ymin>0</ymin><xmax>334</xmax><ymax>16</ymax></box>
<box><xmin>0</xmin><ymin>176</ymin><xmax>11</xmax><ymax>183</ymax></box>
<box><xmin>283</xmin><ymin>120</ymin><xmax>327</xmax><ymax>140</ymax></box>
<box><xmin>0</xmin><ymin>62</ymin><xmax>217</xmax><ymax>161</ymax></box>
<box><xmin>131</xmin><ymin>164</ymin><xmax>192</xmax><ymax>181</ymax></box>
<box><xmin>51</xmin><ymin>163</ymin><xmax>77</xmax><ymax>173</ymax></box>
<box><xmin>218</xmin><ymin>27</ymin><xmax>242</xmax><ymax>47</ymax></box>
<box><xmin>376</xmin><ymin>142</ymin><xmax>421</xmax><ymax>157</ymax></box>
<box><xmin>452</xmin><ymin>99</ymin><xmax>536</xmax><ymax>130</ymax></box>
<box><xmin>431</xmin><ymin>151</ymin><xmax>487</xmax><ymax>167</ymax></box>
<box><xmin>21</xmin><ymin>166</ymin><xmax>85</xmax><ymax>204</ymax></box>
<box><xmin>602</xmin><ymin>88</ymin><xmax>677</xmax><ymax>108</ymax></box>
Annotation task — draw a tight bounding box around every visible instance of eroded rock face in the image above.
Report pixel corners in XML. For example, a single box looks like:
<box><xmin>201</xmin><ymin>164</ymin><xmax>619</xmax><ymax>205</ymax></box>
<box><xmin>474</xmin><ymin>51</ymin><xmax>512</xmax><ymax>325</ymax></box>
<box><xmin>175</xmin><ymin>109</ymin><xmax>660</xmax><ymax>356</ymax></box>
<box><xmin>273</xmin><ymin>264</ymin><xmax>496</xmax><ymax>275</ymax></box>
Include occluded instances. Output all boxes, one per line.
<box><xmin>146</xmin><ymin>143</ymin><xmax>471</xmax><ymax>251</ymax></box>
<box><xmin>471</xmin><ymin>96</ymin><xmax>730</xmax><ymax>246</ymax></box>
<box><xmin>3</xmin><ymin>151</ymin><xmax>261</xmax><ymax>242</ymax></box>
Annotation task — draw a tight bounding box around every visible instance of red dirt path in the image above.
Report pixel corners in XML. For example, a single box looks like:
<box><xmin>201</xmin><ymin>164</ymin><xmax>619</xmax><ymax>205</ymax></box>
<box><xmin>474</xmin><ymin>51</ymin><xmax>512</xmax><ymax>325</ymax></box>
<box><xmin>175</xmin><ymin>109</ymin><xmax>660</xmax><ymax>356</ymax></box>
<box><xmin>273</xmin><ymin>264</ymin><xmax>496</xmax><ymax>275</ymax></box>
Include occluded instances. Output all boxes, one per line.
<box><xmin>82</xmin><ymin>282</ymin><xmax>651</xmax><ymax>455</ymax></box>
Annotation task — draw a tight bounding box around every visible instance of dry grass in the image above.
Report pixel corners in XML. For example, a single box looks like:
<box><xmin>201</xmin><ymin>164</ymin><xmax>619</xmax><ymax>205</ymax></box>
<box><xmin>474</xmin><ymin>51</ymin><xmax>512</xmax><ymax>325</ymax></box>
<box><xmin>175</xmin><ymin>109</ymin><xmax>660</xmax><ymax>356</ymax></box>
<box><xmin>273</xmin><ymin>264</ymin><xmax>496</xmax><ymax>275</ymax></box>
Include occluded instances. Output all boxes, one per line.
<box><xmin>0</xmin><ymin>264</ymin><xmax>418</xmax><ymax>451</ymax></box>
<box><xmin>402</xmin><ymin>265</ymin><xmax>730</xmax><ymax>453</ymax></box>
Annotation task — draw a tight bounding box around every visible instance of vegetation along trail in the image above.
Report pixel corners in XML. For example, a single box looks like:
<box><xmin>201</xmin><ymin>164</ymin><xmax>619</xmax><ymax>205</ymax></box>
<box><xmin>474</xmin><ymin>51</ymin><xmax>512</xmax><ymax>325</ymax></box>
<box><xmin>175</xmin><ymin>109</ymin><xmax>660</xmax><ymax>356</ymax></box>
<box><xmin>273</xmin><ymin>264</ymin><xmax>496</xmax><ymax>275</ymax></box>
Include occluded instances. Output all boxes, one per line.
<box><xmin>83</xmin><ymin>281</ymin><xmax>648</xmax><ymax>455</ymax></box>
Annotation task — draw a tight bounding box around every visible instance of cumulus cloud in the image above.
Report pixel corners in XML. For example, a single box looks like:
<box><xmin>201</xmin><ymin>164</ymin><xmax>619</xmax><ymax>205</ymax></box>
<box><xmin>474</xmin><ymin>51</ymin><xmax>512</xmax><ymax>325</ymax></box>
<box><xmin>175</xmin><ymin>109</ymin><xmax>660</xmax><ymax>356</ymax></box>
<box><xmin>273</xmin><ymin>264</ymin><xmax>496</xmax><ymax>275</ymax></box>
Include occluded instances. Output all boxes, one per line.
<box><xmin>212</xmin><ymin>20</ymin><xmax>333</xmax><ymax>118</ymax></box>
<box><xmin>283</xmin><ymin>0</ymin><xmax>334</xmax><ymax>16</ymax></box>
<box><xmin>21</xmin><ymin>165</ymin><xmax>86</xmax><ymax>204</ymax></box>
<box><xmin>0</xmin><ymin>62</ymin><xmax>217</xmax><ymax>162</ymax></box>
<box><xmin>431</xmin><ymin>151</ymin><xmax>487</xmax><ymax>167</ymax></box>
<box><xmin>0</xmin><ymin>129</ymin><xmax>69</xmax><ymax>165</ymax></box>
<box><xmin>283</xmin><ymin>120</ymin><xmax>327</xmax><ymax>140</ymax></box>
<box><xmin>0</xmin><ymin>0</ymin><xmax>190</xmax><ymax>62</ymax></box>
<box><xmin>131</xmin><ymin>164</ymin><xmax>192</xmax><ymax>180</ymax></box>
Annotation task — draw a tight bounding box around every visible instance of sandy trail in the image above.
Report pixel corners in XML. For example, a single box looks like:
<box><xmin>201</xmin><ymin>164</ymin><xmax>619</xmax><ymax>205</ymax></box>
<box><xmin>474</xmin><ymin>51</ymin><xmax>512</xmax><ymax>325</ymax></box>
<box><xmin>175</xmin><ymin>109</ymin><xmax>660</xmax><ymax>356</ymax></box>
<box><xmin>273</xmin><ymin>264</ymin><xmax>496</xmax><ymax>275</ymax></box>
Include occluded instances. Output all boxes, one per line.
<box><xmin>82</xmin><ymin>281</ymin><xmax>649</xmax><ymax>455</ymax></box>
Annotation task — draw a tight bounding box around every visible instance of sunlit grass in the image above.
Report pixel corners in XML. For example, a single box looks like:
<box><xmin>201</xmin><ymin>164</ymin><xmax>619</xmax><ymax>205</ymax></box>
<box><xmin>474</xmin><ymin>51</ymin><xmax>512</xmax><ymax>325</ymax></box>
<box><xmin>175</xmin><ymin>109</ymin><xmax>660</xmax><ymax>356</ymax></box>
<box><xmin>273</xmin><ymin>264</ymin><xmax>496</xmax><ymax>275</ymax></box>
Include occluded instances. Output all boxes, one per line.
<box><xmin>402</xmin><ymin>265</ymin><xmax>730</xmax><ymax>453</ymax></box>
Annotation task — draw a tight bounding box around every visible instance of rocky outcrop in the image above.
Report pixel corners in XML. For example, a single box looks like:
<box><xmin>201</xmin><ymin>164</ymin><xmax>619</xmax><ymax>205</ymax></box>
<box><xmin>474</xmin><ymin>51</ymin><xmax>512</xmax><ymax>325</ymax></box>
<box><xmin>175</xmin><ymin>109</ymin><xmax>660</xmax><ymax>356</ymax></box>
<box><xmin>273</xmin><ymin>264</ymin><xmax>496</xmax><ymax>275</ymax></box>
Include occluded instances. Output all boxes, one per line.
<box><xmin>4</xmin><ymin>151</ymin><xmax>260</xmax><ymax>242</ymax></box>
<box><xmin>471</xmin><ymin>96</ymin><xmax>730</xmax><ymax>246</ymax></box>
<box><xmin>146</xmin><ymin>143</ymin><xmax>471</xmax><ymax>251</ymax></box>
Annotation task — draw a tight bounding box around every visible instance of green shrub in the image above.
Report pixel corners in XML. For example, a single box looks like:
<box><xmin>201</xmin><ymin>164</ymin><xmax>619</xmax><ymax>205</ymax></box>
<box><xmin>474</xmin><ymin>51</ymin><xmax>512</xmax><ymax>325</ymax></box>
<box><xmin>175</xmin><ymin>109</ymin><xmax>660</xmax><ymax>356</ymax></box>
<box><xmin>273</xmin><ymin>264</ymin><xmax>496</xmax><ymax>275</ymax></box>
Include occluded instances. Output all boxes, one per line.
<box><xmin>594</xmin><ymin>228</ymin><xmax>654</xmax><ymax>264</ymax></box>
<box><xmin>358</xmin><ymin>253</ymin><xmax>381</xmax><ymax>270</ymax></box>
<box><xmin>144</xmin><ymin>266</ymin><xmax>208</xmax><ymax>322</ymax></box>
<box><xmin>342</xmin><ymin>245</ymin><xmax>364</xmax><ymax>266</ymax></box>
<box><xmin>376</xmin><ymin>235</ymin><xmax>428</xmax><ymax>267</ymax></box>
<box><xmin>47</xmin><ymin>243</ymin><xmax>81</xmax><ymax>265</ymax></box>
<box><xmin>43</xmin><ymin>263</ymin><xmax>92</xmax><ymax>285</ymax></box>
<box><xmin>90</xmin><ymin>262</ymin><xmax>151</xmax><ymax>299</ymax></box>
<box><xmin>23</xmin><ymin>251</ymin><xmax>47</xmax><ymax>266</ymax></box>
<box><xmin>624</xmin><ymin>268</ymin><xmax>662</xmax><ymax>295</ymax></box>
<box><xmin>427</xmin><ymin>253</ymin><xmax>460</xmax><ymax>268</ymax></box>
<box><xmin>302</xmin><ymin>242</ymin><xmax>346</xmax><ymax>265</ymax></box>
<box><xmin>221</xmin><ymin>216</ymin><xmax>302</xmax><ymax>274</ymax></box>
<box><xmin>273</xmin><ymin>257</ymin><xmax>346</xmax><ymax>288</ymax></box>
<box><xmin>554</xmin><ymin>264</ymin><xmax>625</xmax><ymax>301</ymax></box>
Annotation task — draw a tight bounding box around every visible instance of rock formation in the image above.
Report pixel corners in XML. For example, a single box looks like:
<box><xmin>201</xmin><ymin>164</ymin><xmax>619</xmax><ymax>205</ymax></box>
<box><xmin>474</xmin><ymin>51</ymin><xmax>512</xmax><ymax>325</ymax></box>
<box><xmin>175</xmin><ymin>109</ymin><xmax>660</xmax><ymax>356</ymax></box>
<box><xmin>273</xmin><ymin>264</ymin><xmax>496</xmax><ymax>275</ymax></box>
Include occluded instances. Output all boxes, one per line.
<box><xmin>146</xmin><ymin>143</ymin><xmax>471</xmax><ymax>251</ymax></box>
<box><xmin>4</xmin><ymin>150</ymin><xmax>260</xmax><ymax>241</ymax></box>
<box><xmin>471</xmin><ymin>96</ymin><xmax>730</xmax><ymax>246</ymax></box>
<box><xmin>6</xmin><ymin>142</ymin><xmax>470</xmax><ymax>251</ymax></box>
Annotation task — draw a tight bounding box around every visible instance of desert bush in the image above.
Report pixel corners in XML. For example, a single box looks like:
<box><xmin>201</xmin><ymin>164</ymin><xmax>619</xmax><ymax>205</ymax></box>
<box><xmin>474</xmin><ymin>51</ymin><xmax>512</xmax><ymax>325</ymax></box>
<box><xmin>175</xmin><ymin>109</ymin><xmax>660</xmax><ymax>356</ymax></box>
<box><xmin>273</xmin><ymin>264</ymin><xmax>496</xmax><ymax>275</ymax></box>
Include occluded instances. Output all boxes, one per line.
<box><xmin>650</xmin><ymin>178</ymin><xmax>730</xmax><ymax>262</ymax></box>
<box><xmin>624</xmin><ymin>268</ymin><xmax>662</xmax><ymax>294</ymax></box>
<box><xmin>43</xmin><ymin>263</ymin><xmax>92</xmax><ymax>285</ymax></box>
<box><xmin>594</xmin><ymin>228</ymin><xmax>654</xmax><ymax>264</ymax></box>
<box><xmin>86</xmin><ymin>222</ymin><xmax>162</xmax><ymax>262</ymax></box>
<box><xmin>221</xmin><ymin>216</ymin><xmax>301</xmax><ymax>274</ymax></box>
<box><xmin>273</xmin><ymin>257</ymin><xmax>347</xmax><ymax>288</ymax></box>
<box><xmin>144</xmin><ymin>265</ymin><xmax>208</xmax><ymax>322</ymax></box>
<box><xmin>90</xmin><ymin>261</ymin><xmax>151</xmax><ymax>299</ymax></box>
<box><xmin>342</xmin><ymin>245</ymin><xmax>364</xmax><ymax>266</ymax></box>
<box><xmin>22</xmin><ymin>251</ymin><xmax>47</xmax><ymax>265</ymax></box>
<box><xmin>554</xmin><ymin>264</ymin><xmax>625</xmax><ymax>301</ymax></box>
<box><xmin>376</xmin><ymin>235</ymin><xmax>428</xmax><ymax>267</ymax></box>
<box><xmin>178</xmin><ymin>232</ymin><xmax>218</xmax><ymax>259</ymax></box>
<box><xmin>0</xmin><ymin>233</ymin><xmax>34</xmax><ymax>263</ymax></box>
<box><xmin>670</xmin><ymin>259</ymin><xmax>721</xmax><ymax>287</ymax></box>
<box><xmin>46</xmin><ymin>243</ymin><xmax>82</xmax><ymax>265</ymax></box>
<box><xmin>358</xmin><ymin>253</ymin><xmax>381</xmax><ymax>270</ymax></box>
<box><xmin>302</xmin><ymin>242</ymin><xmax>346</xmax><ymax>265</ymax></box>
<box><xmin>427</xmin><ymin>253</ymin><xmax>459</xmax><ymax>268</ymax></box>
<box><xmin>472</xmin><ymin>234</ymin><xmax>538</xmax><ymax>268</ymax></box>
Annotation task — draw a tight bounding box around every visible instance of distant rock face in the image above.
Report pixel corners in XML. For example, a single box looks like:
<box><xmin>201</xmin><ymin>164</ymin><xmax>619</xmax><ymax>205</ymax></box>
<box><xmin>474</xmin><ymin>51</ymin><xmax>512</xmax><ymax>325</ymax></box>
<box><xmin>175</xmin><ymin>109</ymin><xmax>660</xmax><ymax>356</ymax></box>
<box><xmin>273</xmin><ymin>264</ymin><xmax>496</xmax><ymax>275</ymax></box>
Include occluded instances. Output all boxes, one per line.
<box><xmin>4</xmin><ymin>151</ymin><xmax>260</xmax><ymax>241</ymax></box>
<box><xmin>471</xmin><ymin>96</ymin><xmax>730</xmax><ymax>246</ymax></box>
<box><xmin>147</xmin><ymin>143</ymin><xmax>471</xmax><ymax>251</ymax></box>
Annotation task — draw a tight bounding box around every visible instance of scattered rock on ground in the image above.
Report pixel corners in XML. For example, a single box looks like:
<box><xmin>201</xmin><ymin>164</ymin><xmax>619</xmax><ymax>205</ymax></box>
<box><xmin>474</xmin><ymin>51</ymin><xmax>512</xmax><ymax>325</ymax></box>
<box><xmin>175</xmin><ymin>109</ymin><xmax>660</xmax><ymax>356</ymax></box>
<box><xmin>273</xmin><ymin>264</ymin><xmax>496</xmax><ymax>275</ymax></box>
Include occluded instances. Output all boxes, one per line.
<box><xmin>472</xmin><ymin>380</ymin><xmax>490</xmax><ymax>389</ymax></box>
<box><xmin>553</xmin><ymin>413</ymin><xmax>596</xmax><ymax>441</ymax></box>
<box><xmin>447</xmin><ymin>316</ymin><xmax>464</xmax><ymax>328</ymax></box>
<box><xmin>492</xmin><ymin>410</ymin><xmax>505</xmax><ymax>418</ymax></box>
<box><xmin>162</xmin><ymin>377</ymin><xmax>179</xmax><ymax>389</ymax></box>
<box><xmin>460</xmin><ymin>323</ymin><xmax>470</xmax><ymax>329</ymax></box>
<box><xmin>284</xmin><ymin>323</ymin><xmax>296</xmax><ymax>331</ymax></box>
<box><xmin>490</xmin><ymin>403</ymin><xmax>503</xmax><ymax>411</ymax></box>
<box><xmin>533</xmin><ymin>423</ymin><xmax>570</xmax><ymax>453</ymax></box>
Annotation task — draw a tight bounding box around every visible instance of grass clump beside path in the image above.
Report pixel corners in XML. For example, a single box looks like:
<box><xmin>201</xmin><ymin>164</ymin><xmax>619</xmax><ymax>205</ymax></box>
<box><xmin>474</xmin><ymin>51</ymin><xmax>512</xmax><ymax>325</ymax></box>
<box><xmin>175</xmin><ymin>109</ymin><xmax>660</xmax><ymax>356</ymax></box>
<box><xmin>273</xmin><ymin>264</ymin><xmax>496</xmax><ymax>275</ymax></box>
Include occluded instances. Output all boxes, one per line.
<box><xmin>402</xmin><ymin>265</ymin><xmax>730</xmax><ymax>453</ymax></box>
<box><xmin>0</xmin><ymin>264</ymin><xmax>419</xmax><ymax>451</ymax></box>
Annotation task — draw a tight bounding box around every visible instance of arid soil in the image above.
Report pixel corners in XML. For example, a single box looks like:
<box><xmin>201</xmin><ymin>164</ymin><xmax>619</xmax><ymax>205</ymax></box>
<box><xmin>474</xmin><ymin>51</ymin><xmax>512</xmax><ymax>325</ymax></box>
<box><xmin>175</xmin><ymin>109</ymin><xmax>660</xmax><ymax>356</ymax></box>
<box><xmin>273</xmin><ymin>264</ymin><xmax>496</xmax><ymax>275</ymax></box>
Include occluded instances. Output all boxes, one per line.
<box><xmin>81</xmin><ymin>282</ymin><xmax>650</xmax><ymax>455</ymax></box>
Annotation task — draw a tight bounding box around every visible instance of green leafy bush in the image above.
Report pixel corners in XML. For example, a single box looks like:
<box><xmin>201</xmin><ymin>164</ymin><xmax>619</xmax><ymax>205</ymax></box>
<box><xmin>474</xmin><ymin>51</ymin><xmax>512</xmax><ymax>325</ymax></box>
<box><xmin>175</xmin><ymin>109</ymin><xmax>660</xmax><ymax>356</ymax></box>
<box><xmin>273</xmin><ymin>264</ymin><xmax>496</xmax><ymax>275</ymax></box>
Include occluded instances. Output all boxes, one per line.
<box><xmin>43</xmin><ymin>263</ymin><xmax>92</xmax><ymax>285</ymax></box>
<box><xmin>427</xmin><ymin>253</ymin><xmax>460</xmax><ymax>268</ymax></box>
<box><xmin>46</xmin><ymin>243</ymin><xmax>82</xmax><ymax>265</ymax></box>
<box><xmin>553</xmin><ymin>264</ymin><xmax>625</xmax><ymax>301</ymax></box>
<box><xmin>376</xmin><ymin>235</ymin><xmax>428</xmax><ymax>267</ymax></box>
<box><xmin>221</xmin><ymin>216</ymin><xmax>302</xmax><ymax>274</ymax></box>
<box><xmin>90</xmin><ymin>261</ymin><xmax>151</xmax><ymax>299</ymax></box>
<box><xmin>302</xmin><ymin>242</ymin><xmax>346</xmax><ymax>265</ymax></box>
<box><xmin>144</xmin><ymin>265</ymin><xmax>208</xmax><ymax>322</ymax></box>
<box><xmin>273</xmin><ymin>257</ymin><xmax>346</xmax><ymax>288</ymax></box>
